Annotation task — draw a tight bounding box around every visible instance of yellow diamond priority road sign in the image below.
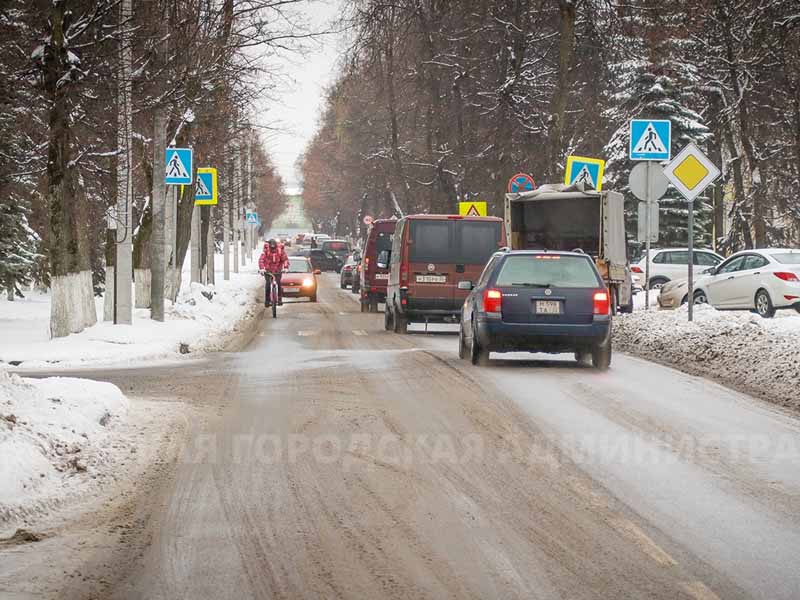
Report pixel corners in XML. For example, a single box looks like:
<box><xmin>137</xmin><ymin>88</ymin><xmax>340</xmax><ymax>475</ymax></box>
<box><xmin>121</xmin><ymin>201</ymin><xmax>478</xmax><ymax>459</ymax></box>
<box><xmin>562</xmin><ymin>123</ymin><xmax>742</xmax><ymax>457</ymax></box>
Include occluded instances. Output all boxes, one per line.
<box><xmin>662</xmin><ymin>143</ymin><xmax>720</xmax><ymax>201</ymax></box>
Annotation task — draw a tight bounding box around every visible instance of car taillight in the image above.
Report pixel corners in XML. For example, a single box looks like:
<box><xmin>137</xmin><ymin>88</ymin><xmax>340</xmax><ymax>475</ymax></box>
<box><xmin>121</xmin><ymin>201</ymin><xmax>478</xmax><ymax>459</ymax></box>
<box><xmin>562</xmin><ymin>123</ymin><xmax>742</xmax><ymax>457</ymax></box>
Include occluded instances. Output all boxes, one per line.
<box><xmin>593</xmin><ymin>291</ymin><xmax>610</xmax><ymax>315</ymax></box>
<box><xmin>400</xmin><ymin>263</ymin><xmax>408</xmax><ymax>283</ymax></box>
<box><xmin>484</xmin><ymin>288</ymin><xmax>502</xmax><ymax>313</ymax></box>
<box><xmin>631</xmin><ymin>266</ymin><xmax>643</xmax><ymax>274</ymax></box>
<box><xmin>774</xmin><ymin>271</ymin><xmax>799</xmax><ymax>282</ymax></box>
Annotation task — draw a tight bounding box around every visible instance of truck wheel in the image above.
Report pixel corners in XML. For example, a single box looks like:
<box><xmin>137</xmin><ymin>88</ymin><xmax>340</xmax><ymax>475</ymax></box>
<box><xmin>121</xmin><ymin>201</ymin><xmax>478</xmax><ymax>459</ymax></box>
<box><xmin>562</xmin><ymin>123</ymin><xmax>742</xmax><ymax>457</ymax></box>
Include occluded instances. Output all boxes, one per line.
<box><xmin>610</xmin><ymin>287</ymin><xmax>619</xmax><ymax>316</ymax></box>
<box><xmin>360</xmin><ymin>299</ymin><xmax>367</xmax><ymax>313</ymax></box>
<box><xmin>369</xmin><ymin>300</ymin><xmax>379</xmax><ymax>313</ymax></box>
<box><xmin>384</xmin><ymin>305</ymin><xmax>393</xmax><ymax>330</ymax></box>
<box><xmin>393</xmin><ymin>305</ymin><xmax>408</xmax><ymax>334</ymax></box>
<box><xmin>340</xmin><ymin>281</ymin><xmax>347</xmax><ymax>290</ymax></box>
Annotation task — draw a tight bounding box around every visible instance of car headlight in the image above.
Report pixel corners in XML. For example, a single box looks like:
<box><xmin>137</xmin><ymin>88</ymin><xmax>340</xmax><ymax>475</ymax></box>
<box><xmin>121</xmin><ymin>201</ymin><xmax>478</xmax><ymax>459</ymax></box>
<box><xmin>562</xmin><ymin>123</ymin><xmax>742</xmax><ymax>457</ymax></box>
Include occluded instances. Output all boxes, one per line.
<box><xmin>302</xmin><ymin>278</ymin><xmax>314</xmax><ymax>288</ymax></box>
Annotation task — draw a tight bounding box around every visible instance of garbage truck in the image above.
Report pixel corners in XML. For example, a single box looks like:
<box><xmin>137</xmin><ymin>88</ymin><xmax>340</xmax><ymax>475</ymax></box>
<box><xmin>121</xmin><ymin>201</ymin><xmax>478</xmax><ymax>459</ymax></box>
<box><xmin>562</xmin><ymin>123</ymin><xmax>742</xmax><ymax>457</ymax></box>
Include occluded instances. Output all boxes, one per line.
<box><xmin>504</xmin><ymin>182</ymin><xmax>634</xmax><ymax>313</ymax></box>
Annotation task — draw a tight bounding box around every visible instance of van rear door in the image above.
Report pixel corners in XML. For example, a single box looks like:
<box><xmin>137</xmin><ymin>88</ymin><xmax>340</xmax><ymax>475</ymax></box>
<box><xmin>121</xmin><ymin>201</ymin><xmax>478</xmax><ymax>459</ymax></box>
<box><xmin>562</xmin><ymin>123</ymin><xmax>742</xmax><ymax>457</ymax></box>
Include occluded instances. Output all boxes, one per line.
<box><xmin>455</xmin><ymin>219</ymin><xmax>504</xmax><ymax>304</ymax></box>
<box><xmin>408</xmin><ymin>219</ymin><xmax>457</xmax><ymax>309</ymax></box>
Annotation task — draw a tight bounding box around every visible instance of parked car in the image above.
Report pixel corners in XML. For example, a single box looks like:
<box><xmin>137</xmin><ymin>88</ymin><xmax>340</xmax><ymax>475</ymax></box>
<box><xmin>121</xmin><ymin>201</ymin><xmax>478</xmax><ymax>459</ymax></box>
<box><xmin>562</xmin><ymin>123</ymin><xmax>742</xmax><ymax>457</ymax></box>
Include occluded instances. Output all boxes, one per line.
<box><xmin>340</xmin><ymin>254</ymin><xmax>360</xmax><ymax>289</ymax></box>
<box><xmin>693</xmin><ymin>248</ymin><xmax>800</xmax><ymax>318</ymax></box>
<box><xmin>385</xmin><ymin>215</ymin><xmax>506</xmax><ymax>333</ymax></box>
<box><xmin>359</xmin><ymin>219</ymin><xmax>396</xmax><ymax>312</ymax></box>
<box><xmin>631</xmin><ymin>248</ymin><xmax>724</xmax><ymax>290</ymax></box>
<box><xmin>352</xmin><ymin>261</ymin><xmax>362</xmax><ymax>295</ymax></box>
<box><xmin>281</xmin><ymin>257</ymin><xmax>320</xmax><ymax>302</ymax></box>
<box><xmin>657</xmin><ymin>278</ymin><xmax>691</xmax><ymax>309</ymax></box>
<box><xmin>458</xmin><ymin>249</ymin><xmax>613</xmax><ymax>369</ymax></box>
<box><xmin>309</xmin><ymin>249</ymin><xmax>340</xmax><ymax>272</ymax></box>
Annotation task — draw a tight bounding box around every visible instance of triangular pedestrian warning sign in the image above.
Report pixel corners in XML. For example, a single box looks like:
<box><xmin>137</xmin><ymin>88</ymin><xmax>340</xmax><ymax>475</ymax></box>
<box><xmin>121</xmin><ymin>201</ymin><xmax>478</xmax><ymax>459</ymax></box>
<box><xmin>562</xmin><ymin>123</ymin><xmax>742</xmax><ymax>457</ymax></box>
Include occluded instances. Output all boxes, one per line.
<box><xmin>166</xmin><ymin>151</ymin><xmax>190</xmax><ymax>180</ymax></box>
<box><xmin>466</xmin><ymin>204</ymin><xmax>481</xmax><ymax>216</ymax></box>
<box><xmin>195</xmin><ymin>174</ymin><xmax>210</xmax><ymax>196</ymax></box>
<box><xmin>633</xmin><ymin>122</ymin><xmax>667</xmax><ymax>155</ymax></box>
<box><xmin>575</xmin><ymin>165</ymin><xmax>596</xmax><ymax>188</ymax></box>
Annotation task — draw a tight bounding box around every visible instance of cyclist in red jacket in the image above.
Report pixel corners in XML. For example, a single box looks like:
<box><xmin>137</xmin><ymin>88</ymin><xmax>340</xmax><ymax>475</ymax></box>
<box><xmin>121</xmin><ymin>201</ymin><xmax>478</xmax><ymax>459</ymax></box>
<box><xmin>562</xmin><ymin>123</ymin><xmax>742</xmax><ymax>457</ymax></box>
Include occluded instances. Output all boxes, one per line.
<box><xmin>259</xmin><ymin>239</ymin><xmax>289</xmax><ymax>306</ymax></box>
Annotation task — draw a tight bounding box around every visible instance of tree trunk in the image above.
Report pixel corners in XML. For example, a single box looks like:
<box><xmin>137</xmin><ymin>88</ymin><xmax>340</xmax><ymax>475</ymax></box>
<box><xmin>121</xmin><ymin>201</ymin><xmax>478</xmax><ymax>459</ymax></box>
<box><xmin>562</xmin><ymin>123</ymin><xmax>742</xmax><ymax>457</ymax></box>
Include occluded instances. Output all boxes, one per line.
<box><xmin>547</xmin><ymin>0</ymin><xmax>577</xmax><ymax>180</ymax></box>
<box><xmin>45</xmin><ymin>1</ymin><xmax>96</xmax><ymax>338</ymax></box>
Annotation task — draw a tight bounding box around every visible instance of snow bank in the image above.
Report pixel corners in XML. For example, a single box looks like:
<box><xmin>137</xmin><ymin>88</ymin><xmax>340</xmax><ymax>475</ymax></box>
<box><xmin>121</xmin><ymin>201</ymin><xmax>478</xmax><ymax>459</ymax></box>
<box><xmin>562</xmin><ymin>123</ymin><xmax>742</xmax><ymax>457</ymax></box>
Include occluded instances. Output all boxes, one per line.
<box><xmin>614</xmin><ymin>305</ymin><xmax>800</xmax><ymax>409</ymax></box>
<box><xmin>0</xmin><ymin>261</ymin><xmax>263</xmax><ymax>369</ymax></box>
<box><xmin>0</xmin><ymin>370</ymin><xmax>128</xmax><ymax>529</ymax></box>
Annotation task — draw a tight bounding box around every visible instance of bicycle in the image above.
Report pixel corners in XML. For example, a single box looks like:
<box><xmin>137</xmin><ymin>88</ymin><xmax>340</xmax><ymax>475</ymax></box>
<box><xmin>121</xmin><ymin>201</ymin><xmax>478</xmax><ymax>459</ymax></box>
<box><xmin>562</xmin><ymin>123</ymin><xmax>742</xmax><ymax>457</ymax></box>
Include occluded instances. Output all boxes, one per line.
<box><xmin>263</xmin><ymin>271</ymin><xmax>280</xmax><ymax>319</ymax></box>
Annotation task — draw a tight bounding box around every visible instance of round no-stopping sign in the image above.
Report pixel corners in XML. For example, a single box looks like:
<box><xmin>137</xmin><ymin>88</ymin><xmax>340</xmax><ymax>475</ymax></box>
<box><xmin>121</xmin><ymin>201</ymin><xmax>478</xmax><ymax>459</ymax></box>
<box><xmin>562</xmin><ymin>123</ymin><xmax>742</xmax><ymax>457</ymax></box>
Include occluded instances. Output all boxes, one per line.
<box><xmin>508</xmin><ymin>172</ymin><xmax>536</xmax><ymax>193</ymax></box>
<box><xmin>363</xmin><ymin>215</ymin><xmax>374</xmax><ymax>226</ymax></box>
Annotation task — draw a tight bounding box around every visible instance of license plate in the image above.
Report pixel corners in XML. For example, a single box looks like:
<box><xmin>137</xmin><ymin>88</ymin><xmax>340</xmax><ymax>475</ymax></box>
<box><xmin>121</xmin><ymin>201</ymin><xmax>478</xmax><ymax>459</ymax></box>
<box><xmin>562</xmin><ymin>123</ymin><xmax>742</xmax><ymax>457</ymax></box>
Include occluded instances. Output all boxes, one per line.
<box><xmin>416</xmin><ymin>275</ymin><xmax>446</xmax><ymax>283</ymax></box>
<box><xmin>375</xmin><ymin>273</ymin><xmax>389</xmax><ymax>280</ymax></box>
<box><xmin>535</xmin><ymin>300</ymin><xmax>561</xmax><ymax>315</ymax></box>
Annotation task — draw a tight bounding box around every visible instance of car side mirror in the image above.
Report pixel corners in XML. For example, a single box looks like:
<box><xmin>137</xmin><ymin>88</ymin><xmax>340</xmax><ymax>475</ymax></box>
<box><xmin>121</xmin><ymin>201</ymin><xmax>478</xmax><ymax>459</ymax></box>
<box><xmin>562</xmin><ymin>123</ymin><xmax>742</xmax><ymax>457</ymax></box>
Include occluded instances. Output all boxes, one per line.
<box><xmin>703</xmin><ymin>267</ymin><xmax>715</xmax><ymax>275</ymax></box>
<box><xmin>457</xmin><ymin>281</ymin><xmax>474</xmax><ymax>291</ymax></box>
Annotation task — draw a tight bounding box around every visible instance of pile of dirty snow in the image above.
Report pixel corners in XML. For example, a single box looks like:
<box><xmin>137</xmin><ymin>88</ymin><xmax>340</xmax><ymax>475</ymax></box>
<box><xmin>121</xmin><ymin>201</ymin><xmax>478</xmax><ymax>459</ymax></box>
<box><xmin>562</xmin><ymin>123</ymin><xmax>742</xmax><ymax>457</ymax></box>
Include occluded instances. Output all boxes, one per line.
<box><xmin>614</xmin><ymin>305</ymin><xmax>800</xmax><ymax>409</ymax></box>
<box><xmin>0</xmin><ymin>370</ymin><xmax>128</xmax><ymax>531</ymax></box>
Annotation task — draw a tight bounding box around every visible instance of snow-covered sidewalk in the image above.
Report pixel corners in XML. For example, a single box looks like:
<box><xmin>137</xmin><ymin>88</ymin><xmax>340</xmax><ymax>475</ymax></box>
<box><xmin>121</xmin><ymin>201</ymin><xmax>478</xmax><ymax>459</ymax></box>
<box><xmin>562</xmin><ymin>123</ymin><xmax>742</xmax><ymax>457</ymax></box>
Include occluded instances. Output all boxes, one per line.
<box><xmin>0</xmin><ymin>371</ymin><xmax>129</xmax><ymax>532</ymax></box>
<box><xmin>0</xmin><ymin>260</ymin><xmax>264</xmax><ymax>370</ymax></box>
<box><xmin>614</xmin><ymin>304</ymin><xmax>800</xmax><ymax>409</ymax></box>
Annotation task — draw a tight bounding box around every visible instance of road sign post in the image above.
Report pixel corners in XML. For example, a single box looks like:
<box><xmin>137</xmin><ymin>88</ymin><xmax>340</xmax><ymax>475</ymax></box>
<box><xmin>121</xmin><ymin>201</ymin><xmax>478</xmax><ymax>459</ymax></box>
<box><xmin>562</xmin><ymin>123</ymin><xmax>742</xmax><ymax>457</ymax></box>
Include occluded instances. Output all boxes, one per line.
<box><xmin>662</xmin><ymin>143</ymin><xmax>721</xmax><ymax>322</ymax></box>
<box><xmin>629</xmin><ymin>161</ymin><xmax>669</xmax><ymax>310</ymax></box>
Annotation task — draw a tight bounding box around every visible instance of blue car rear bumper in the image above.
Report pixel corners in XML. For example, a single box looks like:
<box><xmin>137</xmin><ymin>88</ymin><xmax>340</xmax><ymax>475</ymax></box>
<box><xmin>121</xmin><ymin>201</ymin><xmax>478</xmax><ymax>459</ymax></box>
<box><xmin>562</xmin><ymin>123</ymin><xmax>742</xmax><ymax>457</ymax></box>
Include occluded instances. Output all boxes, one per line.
<box><xmin>476</xmin><ymin>317</ymin><xmax>611</xmax><ymax>353</ymax></box>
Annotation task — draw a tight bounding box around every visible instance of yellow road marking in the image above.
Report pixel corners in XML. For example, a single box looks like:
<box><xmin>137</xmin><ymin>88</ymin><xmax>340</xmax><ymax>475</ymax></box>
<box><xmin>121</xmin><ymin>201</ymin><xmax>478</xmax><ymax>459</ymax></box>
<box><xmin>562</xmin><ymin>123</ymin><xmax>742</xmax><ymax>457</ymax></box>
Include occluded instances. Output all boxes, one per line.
<box><xmin>612</xmin><ymin>518</ymin><xmax>677</xmax><ymax>566</ymax></box>
<box><xmin>682</xmin><ymin>581</ymin><xmax>722</xmax><ymax>600</ymax></box>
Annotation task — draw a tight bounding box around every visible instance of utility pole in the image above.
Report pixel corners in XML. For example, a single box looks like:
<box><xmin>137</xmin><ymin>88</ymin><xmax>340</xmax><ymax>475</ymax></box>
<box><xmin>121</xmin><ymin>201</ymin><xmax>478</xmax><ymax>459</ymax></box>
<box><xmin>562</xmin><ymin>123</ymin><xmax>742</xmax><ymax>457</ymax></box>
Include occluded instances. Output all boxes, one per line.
<box><xmin>233</xmin><ymin>145</ymin><xmax>240</xmax><ymax>273</ymax></box>
<box><xmin>191</xmin><ymin>201</ymin><xmax>201</xmax><ymax>283</ymax></box>
<box><xmin>150</xmin><ymin>112</ymin><xmax>167</xmax><ymax>320</ymax></box>
<box><xmin>114</xmin><ymin>0</ymin><xmax>133</xmax><ymax>324</ymax></box>
<box><xmin>247</xmin><ymin>139</ymin><xmax>254</xmax><ymax>260</ymax></box>
<box><xmin>206</xmin><ymin>205</ymin><xmax>215</xmax><ymax>284</ymax></box>
<box><xmin>223</xmin><ymin>154</ymin><xmax>230</xmax><ymax>280</ymax></box>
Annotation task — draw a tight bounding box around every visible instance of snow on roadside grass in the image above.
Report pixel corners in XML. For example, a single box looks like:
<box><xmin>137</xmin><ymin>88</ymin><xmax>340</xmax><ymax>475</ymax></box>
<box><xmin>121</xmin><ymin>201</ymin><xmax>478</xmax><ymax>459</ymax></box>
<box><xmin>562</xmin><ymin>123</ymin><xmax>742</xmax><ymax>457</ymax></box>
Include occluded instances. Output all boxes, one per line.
<box><xmin>614</xmin><ymin>304</ymin><xmax>800</xmax><ymax>409</ymax></box>
<box><xmin>0</xmin><ymin>370</ymin><xmax>128</xmax><ymax>531</ymax></box>
<box><xmin>0</xmin><ymin>264</ymin><xmax>263</xmax><ymax>369</ymax></box>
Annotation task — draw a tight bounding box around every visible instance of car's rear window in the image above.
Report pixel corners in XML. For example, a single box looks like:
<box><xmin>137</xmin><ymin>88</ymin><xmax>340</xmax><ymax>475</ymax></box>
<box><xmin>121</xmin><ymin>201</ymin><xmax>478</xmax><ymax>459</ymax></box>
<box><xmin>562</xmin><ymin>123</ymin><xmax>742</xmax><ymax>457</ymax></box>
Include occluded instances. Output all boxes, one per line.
<box><xmin>495</xmin><ymin>255</ymin><xmax>601</xmax><ymax>288</ymax></box>
<box><xmin>375</xmin><ymin>232</ymin><xmax>393</xmax><ymax>253</ymax></box>
<box><xmin>323</xmin><ymin>241</ymin><xmax>349</xmax><ymax>251</ymax></box>
<box><xmin>773</xmin><ymin>253</ymin><xmax>800</xmax><ymax>265</ymax></box>
<box><xmin>409</xmin><ymin>220</ymin><xmax>501</xmax><ymax>264</ymax></box>
<box><xmin>288</xmin><ymin>258</ymin><xmax>311</xmax><ymax>273</ymax></box>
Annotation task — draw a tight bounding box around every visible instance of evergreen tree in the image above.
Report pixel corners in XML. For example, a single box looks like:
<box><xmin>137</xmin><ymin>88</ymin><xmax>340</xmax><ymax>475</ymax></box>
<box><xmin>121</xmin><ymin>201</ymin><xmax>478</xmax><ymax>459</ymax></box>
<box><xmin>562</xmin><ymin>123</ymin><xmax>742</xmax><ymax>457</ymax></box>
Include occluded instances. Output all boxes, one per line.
<box><xmin>603</xmin><ymin>1</ymin><xmax>713</xmax><ymax>247</ymax></box>
<box><xmin>0</xmin><ymin>194</ymin><xmax>40</xmax><ymax>298</ymax></box>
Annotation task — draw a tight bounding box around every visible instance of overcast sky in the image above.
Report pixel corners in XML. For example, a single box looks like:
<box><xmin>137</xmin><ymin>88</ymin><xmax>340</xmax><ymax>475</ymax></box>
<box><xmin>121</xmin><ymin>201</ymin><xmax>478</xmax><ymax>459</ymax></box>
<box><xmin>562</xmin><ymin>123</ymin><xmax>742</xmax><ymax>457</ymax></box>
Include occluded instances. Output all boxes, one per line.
<box><xmin>260</xmin><ymin>0</ymin><xmax>345</xmax><ymax>195</ymax></box>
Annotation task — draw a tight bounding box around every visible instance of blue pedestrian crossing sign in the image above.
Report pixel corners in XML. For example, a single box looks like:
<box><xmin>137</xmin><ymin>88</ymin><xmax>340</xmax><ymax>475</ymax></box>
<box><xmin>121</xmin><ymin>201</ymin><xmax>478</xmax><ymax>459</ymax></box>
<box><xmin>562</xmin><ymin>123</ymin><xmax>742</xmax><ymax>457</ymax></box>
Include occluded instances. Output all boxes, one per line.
<box><xmin>165</xmin><ymin>147</ymin><xmax>193</xmax><ymax>185</ymax></box>
<box><xmin>246</xmin><ymin>212</ymin><xmax>258</xmax><ymax>224</ymax></box>
<box><xmin>565</xmin><ymin>156</ymin><xmax>605</xmax><ymax>191</ymax></box>
<box><xmin>194</xmin><ymin>167</ymin><xmax>218</xmax><ymax>205</ymax></box>
<box><xmin>629</xmin><ymin>119</ymin><xmax>671</xmax><ymax>161</ymax></box>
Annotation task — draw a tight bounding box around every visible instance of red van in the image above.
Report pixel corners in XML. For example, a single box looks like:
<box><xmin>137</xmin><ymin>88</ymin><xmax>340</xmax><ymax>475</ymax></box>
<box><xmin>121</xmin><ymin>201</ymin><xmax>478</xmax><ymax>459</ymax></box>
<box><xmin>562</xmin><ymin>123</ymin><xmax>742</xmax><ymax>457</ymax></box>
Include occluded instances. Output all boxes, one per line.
<box><xmin>385</xmin><ymin>215</ymin><xmax>506</xmax><ymax>333</ymax></box>
<box><xmin>359</xmin><ymin>218</ymin><xmax>396</xmax><ymax>312</ymax></box>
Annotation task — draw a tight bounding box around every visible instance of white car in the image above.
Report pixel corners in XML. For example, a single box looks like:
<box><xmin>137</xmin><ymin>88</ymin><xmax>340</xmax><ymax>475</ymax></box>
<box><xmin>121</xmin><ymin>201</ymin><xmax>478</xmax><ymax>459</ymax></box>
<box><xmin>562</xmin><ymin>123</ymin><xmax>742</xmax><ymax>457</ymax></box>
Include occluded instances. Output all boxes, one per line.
<box><xmin>693</xmin><ymin>248</ymin><xmax>800</xmax><ymax>318</ymax></box>
<box><xmin>631</xmin><ymin>248</ymin><xmax>723</xmax><ymax>290</ymax></box>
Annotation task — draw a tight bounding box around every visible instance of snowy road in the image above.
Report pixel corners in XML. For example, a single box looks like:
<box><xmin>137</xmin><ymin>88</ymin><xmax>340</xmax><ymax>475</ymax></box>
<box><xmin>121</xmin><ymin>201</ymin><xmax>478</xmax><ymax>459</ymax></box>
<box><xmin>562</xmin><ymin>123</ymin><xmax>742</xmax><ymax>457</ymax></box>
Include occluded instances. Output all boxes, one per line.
<box><xmin>15</xmin><ymin>275</ymin><xmax>800</xmax><ymax>599</ymax></box>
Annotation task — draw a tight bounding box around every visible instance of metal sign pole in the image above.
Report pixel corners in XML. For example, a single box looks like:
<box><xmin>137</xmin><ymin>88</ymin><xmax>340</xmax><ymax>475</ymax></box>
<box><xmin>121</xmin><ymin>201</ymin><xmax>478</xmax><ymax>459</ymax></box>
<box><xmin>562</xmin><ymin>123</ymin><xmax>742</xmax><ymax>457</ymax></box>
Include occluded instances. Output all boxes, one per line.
<box><xmin>688</xmin><ymin>200</ymin><xmax>694</xmax><ymax>322</ymax></box>
<box><xmin>644</xmin><ymin>161</ymin><xmax>651</xmax><ymax>311</ymax></box>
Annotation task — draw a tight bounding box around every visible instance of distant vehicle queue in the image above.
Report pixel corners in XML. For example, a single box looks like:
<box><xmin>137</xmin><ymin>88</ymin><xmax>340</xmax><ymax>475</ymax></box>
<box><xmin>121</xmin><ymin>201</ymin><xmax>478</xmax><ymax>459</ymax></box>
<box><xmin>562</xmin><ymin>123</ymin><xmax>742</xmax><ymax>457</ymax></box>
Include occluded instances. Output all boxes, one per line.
<box><xmin>273</xmin><ymin>182</ymin><xmax>799</xmax><ymax>368</ymax></box>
